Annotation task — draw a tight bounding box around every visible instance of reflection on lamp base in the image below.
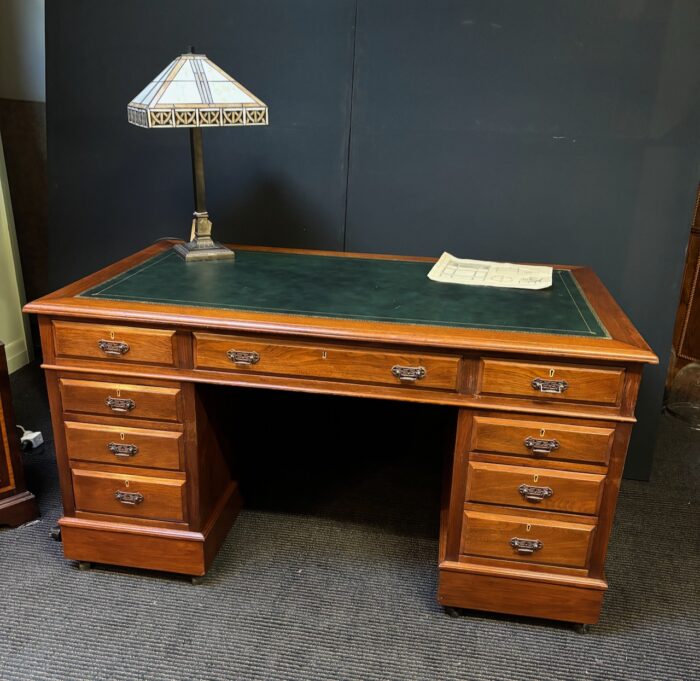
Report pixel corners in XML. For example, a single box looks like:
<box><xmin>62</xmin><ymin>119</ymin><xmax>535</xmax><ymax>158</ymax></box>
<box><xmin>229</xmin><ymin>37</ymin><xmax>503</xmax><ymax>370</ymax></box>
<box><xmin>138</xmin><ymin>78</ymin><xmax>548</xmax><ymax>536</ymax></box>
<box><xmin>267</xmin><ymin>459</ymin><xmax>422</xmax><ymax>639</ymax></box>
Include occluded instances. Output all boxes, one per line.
<box><xmin>173</xmin><ymin>239</ymin><xmax>236</xmax><ymax>262</ymax></box>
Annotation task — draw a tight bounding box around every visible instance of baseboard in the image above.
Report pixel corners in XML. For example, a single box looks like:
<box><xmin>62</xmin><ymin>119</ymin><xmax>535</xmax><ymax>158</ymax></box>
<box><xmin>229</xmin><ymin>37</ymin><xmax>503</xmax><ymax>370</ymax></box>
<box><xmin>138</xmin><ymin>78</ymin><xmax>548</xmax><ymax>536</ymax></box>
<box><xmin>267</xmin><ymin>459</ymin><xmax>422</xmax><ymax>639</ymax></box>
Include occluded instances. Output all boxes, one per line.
<box><xmin>4</xmin><ymin>337</ymin><xmax>29</xmax><ymax>373</ymax></box>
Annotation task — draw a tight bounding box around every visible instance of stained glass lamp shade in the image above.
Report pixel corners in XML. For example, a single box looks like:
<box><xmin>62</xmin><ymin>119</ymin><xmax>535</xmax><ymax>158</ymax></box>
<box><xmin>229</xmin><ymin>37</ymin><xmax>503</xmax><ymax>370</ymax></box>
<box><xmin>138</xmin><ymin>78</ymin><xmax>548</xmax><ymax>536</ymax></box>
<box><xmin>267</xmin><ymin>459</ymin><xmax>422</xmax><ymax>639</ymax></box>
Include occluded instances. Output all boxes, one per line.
<box><xmin>127</xmin><ymin>52</ymin><xmax>268</xmax><ymax>261</ymax></box>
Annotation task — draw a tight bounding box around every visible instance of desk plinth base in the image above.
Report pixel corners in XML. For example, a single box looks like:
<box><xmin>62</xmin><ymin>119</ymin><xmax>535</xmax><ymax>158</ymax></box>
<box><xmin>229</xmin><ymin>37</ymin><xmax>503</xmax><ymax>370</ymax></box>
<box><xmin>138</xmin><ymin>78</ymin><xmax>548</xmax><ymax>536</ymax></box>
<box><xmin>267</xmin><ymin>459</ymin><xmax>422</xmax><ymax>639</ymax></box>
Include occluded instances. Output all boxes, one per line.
<box><xmin>438</xmin><ymin>562</ymin><xmax>606</xmax><ymax>625</ymax></box>
<box><xmin>59</xmin><ymin>483</ymin><xmax>242</xmax><ymax>577</ymax></box>
<box><xmin>0</xmin><ymin>490</ymin><xmax>39</xmax><ymax>528</ymax></box>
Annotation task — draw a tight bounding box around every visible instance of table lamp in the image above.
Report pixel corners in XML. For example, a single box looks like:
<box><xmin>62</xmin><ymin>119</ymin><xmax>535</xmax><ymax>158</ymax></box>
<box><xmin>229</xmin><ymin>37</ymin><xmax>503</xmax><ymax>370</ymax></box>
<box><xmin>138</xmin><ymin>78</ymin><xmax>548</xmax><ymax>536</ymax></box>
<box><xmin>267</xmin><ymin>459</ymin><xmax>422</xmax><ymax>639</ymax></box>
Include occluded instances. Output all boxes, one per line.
<box><xmin>127</xmin><ymin>50</ymin><xmax>268</xmax><ymax>261</ymax></box>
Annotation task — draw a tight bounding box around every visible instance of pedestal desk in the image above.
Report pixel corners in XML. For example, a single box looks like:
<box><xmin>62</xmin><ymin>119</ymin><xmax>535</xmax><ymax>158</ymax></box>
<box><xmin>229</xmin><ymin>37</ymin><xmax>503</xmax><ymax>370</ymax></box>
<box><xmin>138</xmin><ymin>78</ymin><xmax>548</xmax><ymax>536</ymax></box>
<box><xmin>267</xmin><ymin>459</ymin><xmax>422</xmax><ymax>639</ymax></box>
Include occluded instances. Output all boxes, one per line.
<box><xmin>25</xmin><ymin>241</ymin><xmax>657</xmax><ymax>625</ymax></box>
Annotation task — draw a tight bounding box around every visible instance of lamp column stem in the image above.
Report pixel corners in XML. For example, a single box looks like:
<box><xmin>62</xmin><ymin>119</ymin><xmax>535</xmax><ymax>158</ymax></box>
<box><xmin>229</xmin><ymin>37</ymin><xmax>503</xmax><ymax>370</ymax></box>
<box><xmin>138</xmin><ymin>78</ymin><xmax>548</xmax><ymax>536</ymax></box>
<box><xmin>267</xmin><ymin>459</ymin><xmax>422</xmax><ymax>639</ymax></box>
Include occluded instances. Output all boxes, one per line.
<box><xmin>190</xmin><ymin>127</ymin><xmax>207</xmax><ymax>214</ymax></box>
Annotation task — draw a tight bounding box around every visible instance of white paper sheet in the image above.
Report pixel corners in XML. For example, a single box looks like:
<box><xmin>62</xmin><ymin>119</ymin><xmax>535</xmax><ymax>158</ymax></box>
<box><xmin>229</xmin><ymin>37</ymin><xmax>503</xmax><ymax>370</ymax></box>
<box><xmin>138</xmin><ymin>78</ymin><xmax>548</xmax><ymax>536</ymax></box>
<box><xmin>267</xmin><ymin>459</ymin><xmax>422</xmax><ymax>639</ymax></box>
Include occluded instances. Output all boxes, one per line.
<box><xmin>427</xmin><ymin>252</ymin><xmax>553</xmax><ymax>290</ymax></box>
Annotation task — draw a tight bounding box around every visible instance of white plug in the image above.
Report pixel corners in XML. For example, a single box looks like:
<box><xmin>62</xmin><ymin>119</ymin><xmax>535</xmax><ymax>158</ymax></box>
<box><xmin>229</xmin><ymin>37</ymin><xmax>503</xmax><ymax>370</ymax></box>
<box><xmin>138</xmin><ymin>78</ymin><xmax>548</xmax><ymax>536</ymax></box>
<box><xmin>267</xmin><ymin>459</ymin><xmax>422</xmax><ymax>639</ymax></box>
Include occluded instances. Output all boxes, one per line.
<box><xmin>16</xmin><ymin>425</ymin><xmax>44</xmax><ymax>450</ymax></box>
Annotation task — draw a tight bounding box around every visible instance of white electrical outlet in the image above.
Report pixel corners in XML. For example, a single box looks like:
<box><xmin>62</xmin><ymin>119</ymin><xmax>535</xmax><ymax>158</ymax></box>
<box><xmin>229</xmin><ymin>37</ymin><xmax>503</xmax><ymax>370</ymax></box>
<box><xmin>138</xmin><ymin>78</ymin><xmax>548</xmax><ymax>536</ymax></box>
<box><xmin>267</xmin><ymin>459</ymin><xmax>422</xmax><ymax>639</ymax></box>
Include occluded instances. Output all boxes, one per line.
<box><xmin>17</xmin><ymin>425</ymin><xmax>44</xmax><ymax>450</ymax></box>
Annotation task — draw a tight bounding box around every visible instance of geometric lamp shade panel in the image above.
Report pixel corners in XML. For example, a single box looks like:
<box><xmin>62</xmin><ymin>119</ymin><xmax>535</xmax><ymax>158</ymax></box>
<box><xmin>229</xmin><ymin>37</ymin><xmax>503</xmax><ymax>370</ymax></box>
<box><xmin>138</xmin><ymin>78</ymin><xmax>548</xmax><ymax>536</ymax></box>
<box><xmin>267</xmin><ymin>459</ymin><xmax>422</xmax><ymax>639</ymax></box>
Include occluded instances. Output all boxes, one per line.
<box><xmin>127</xmin><ymin>53</ymin><xmax>268</xmax><ymax>128</ymax></box>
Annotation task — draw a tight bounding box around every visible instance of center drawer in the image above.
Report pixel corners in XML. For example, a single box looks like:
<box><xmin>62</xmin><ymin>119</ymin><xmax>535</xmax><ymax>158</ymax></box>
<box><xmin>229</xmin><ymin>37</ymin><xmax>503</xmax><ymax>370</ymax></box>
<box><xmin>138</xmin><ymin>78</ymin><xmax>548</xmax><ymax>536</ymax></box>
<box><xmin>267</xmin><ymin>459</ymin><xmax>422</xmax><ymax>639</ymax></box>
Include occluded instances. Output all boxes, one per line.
<box><xmin>59</xmin><ymin>378</ymin><xmax>182</xmax><ymax>423</ymax></box>
<box><xmin>466</xmin><ymin>462</ymin><xmax>605</xmax><ymax>515</ymax></box>
<box><xmin>193</xmin><ymin>333</ymin><xmax>461</xmax><ymax>391</ymax></box>
<box><xmin>461</xmin><ymin>509</ymin><xmax>595</xmax><ymax>568</ymax></box>
<box><xmin>72</xmin><ymin>469</ymin><xmax>186</xmax><ymax>522</ymax></box>
<box><xmin>65</xmin><ymin>422</ymin><xmax>183</xmax><ymax>470</ymax></box>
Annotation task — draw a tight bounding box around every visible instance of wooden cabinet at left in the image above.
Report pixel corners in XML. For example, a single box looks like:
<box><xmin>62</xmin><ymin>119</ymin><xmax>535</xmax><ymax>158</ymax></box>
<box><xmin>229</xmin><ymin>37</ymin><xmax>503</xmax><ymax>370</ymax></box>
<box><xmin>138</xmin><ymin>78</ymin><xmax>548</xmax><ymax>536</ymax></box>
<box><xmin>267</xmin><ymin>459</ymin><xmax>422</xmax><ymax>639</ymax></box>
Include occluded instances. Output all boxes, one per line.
<box><xmin>0</xmin><ymin>342</ymin><xmax>39</xmax><ymax>526</ymax></box>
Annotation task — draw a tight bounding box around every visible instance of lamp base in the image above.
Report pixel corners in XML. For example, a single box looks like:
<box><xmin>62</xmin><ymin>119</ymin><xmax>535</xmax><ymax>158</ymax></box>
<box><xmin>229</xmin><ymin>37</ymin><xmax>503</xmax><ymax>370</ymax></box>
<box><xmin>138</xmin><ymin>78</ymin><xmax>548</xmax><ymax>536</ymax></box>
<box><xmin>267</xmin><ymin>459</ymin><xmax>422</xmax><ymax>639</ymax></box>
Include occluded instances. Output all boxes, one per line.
<box><xmin>173</xmin><ymin>239</ymin><xmax>235</xmax><ymax>262</ymax></box>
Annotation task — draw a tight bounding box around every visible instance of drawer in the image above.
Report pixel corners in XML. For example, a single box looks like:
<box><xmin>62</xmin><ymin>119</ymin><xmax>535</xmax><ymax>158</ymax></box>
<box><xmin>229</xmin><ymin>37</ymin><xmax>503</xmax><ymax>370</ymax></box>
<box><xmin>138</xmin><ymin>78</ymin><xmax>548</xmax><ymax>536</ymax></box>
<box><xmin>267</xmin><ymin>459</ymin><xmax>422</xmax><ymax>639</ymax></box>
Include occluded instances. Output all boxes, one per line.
<box><xmin>478</xmin><ymin>358</ymin><xmax>624</xmax><ymax>405</ymax></box>
<box><xmin>53</xmin><ymin>321</ymin><xmax>176</xmax><ymax>366</ymax></box>
<box><xmin>466</xmin><ymin>462</ymin><xmax>605</xmax><ymax>515</ymax></box>
<box><xmin>194</xmin><ymin>333</ymin><xmax>461</xmax><ymax>391</ymax></box>
<box><xmin>461</xmin><ymin>509</ymin><xmax>594</xmax><ymax>568</ymax></box>
<box><xmin>471</xmin><ymin>415</ymin><xmax>614</xmax><ymax>465</ymax></box>
<box><xmin>65</xmin><ymin>422</ymin><xmax>183</xmax><ymax>470</ymax></box>
<box><xmin>60</xmin><ymin>378</ymin><xmax>182</xmax><ymax>423</ymax></box>
<box><xmin>72</xmin><ymin>469</ymin><xmax>186</xmax><ymax>522</ymax></box>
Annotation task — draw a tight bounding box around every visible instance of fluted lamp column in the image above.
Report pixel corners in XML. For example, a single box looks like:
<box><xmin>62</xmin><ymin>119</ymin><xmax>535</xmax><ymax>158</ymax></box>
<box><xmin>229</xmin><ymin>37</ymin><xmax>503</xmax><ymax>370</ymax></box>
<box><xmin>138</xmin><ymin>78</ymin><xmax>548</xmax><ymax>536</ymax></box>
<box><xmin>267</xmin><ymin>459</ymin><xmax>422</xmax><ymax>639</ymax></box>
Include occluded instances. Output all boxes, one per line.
<box><xmin>127</xmin><ymin>51</ymin><xmax>268</xmax><ymax>261</ymax></box>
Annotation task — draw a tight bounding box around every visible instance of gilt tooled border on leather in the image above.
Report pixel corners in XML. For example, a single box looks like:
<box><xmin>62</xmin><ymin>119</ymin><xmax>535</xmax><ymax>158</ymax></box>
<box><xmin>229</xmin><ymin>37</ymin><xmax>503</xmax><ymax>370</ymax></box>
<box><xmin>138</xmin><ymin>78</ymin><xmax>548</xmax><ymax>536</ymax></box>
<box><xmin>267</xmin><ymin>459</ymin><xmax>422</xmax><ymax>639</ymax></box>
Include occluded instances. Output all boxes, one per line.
<box><xmin>78</xmin><ymin>250</ymin><xmax>611</xmax><ymax>339</ymax></box>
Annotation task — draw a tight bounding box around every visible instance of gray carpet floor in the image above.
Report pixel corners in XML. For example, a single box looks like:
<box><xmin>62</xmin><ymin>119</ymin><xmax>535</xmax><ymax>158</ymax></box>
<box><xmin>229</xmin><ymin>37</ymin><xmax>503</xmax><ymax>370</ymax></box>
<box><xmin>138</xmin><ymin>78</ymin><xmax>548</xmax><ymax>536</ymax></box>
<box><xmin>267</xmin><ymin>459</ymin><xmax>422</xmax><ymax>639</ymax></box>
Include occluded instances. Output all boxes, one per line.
<box><xmin>0</xmin><ymin>363</ymin><xmax>698</xmax><ymax>681</ymax></box>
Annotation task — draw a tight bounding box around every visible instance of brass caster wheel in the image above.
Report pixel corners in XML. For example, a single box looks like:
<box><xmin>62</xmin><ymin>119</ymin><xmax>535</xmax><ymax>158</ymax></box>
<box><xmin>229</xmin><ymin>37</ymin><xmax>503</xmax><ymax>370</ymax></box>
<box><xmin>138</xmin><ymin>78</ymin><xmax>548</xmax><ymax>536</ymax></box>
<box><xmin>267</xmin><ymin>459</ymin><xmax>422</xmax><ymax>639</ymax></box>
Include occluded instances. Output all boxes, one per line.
<box><xmin>49</xmin><ymin>525</ymin><xmax>62</xmax><ymax>542</ymax></box>
<box><xmin>444</xmin><ymin>606</ymin><xmax>462</xmax><ymax>618</ymax></box>
<box><xmin>191</xmin><ymin>576</ymin><xmax>205</xmax><ymax>585</ymax></box>
<box><xmin>574</xmin><ymin>623</ymin><xmax>591</xmax><ymax>634</ymax></box>
<box><xmin>77</xmin><ymin>561</ymin><xmax>92</xmax><ymax>571</ymax></box>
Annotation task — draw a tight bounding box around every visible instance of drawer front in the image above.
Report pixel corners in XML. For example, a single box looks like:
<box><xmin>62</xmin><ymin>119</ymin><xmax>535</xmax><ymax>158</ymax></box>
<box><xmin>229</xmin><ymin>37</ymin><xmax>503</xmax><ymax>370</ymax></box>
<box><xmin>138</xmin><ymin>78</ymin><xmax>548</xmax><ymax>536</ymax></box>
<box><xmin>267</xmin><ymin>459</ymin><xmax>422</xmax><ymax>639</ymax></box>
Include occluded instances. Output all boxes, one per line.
<box><xmin>72</xmin><ymin>469</ymin><xmax>186</xmax><ymax>522</ymax></box>
<box><xmin>65</xmin><ymin>422</ymin><xmax>182</xmax><ymax>470</ymax></box>
<box><xmin>60</xmin><ymin>379</ymin><xmax>181</xmax><ymax>423</ymax></box>
<box><xmin>194</xmin><ymin>333</ymin><xmax>461</xmax><ymax>391</ymax></box>
<box><xmin>53</xmin><ymin>321</ymin><xmax>176</xmax><ymax>366</ymax></box>
<box><xmin>471</xmin><ymin>415</ymin><xmax>614</xmax><ymax>465</ymax></box>
<box><xmin>461</xmin><ymin>510</ymin><xmax>594</xmax><ymax>568</ymax></box>
<box><xmin>479</xmin><ymin>359</ymin><xmax>624</xmax><ymax>405</ymax></box>
<box><xmin>466</xmin><ymin>462</ymin><xmax>605</xmax><ymax>515</ymax></box>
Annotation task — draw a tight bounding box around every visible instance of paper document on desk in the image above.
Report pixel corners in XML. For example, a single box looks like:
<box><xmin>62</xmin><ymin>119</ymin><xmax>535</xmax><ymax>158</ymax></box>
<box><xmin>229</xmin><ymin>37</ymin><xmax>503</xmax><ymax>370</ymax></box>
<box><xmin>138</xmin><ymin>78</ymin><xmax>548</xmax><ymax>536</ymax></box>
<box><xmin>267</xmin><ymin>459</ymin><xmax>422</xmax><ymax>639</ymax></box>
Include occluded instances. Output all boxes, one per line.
<box><xmin>427</xmin><ymin>252</ymin><xmax>553</xmax><ymax>290</ymax></box>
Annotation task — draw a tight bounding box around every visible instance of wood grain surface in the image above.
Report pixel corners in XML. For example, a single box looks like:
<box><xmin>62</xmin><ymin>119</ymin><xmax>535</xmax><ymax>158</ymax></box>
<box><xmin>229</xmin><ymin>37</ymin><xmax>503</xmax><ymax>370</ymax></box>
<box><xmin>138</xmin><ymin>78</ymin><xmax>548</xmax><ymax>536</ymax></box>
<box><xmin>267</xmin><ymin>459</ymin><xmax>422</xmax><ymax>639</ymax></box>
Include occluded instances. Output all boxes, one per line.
<box><xmin>64</xmin><ymin>421</ymin><xmax>183</xmax><ymax>470</ymax></box>
<box><xmin>465</xmin><ymin>461</ymin><xmax>605</xmax><ymax>515</ymax></box>
<box><xmin>53</xmin><ymin>320</ymin><xmax>176</xmax><ymax>366</ymax></box>
<box><xmin>470</xmin><ymin>414</ymin><xmax>614</xmax><ymax>465</ymax></box>
<box><xmin>460</xmin><ymin>509</ymin><xmax>595</xmax><ymax>568</ymax></box>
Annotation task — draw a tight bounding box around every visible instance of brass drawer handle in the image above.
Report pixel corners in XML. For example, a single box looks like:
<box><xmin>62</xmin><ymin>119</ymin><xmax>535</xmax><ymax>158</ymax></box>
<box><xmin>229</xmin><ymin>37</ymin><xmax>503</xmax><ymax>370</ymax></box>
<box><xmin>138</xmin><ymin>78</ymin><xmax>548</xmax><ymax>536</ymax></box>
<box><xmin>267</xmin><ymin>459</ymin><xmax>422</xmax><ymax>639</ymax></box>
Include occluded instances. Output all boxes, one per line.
<box><xmin>518</xmin><ymin>484</ymin><xmax>553</xmax><ymax>502</ymax></box>
<box><xmin>107</xmin><ymin>442</ymin><xmax>139</xmax><ymax>458</ymax></box>
<box><xmin>510</xmin><ymin>537</ymin><xmax>543</xmax><ymax>555</ymax></box>
<box><xmin>105</xmin><ymin>396</ymin><xmax>136</xmax><ymax>413</ymax></box>
<box><xmin>226</xmin><ymin>349</ymin><xmax>260</xmax><ymax>366</ymax></box>
<box><xmin>98</xmin><ymin>339</ymin><xmax>130</xmax><ymax>356</ymax></box>
<box><xmin>114</xmin><ymin>490</ymin><xmax>144</xmax><ymax>506</ymax></box>
<box><xmin>391</xmin><ymin>365</ymin><xmax>426</xmax><ymax>383</ymax></box>
<box><xmin>523</xmin><ymin>437</ymin><xmax>560</xmax><ymax>455</ymax></box>
<box><xmin>531</xmin><ymin>378</ymin><xmax>568</xmax><ymax>394</ymax></box>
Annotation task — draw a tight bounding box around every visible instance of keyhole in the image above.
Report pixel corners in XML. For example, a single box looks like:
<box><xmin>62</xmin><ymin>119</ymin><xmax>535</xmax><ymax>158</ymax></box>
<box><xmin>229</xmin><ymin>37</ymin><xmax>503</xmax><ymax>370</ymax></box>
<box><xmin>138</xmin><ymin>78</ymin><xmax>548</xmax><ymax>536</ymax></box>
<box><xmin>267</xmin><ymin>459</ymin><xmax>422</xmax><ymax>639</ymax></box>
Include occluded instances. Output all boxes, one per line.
<box><xmin>540</xmin><ymin>428</ymin><xmax>546</xmax><ymax>437</ymax></box>
<box><xmin>526</xmin><ymin>524</ymin><xmax>532</xmax><ymax>532</ymax></box>
<box><xmin>533</xmin><ymin>474</ymin><xmax>539</xmax><ymax>483</ymax></box>
<box><xmin>549</xmin><ymin>368</ymin><xmax>555</xmax><ymax>378</ymax></box>
<box><xmin>321</xmin><ymin>350</ymin><xmax>328</xmax><ymax>360</ymax></box>
<box><xmin>117</xmin><ymin>388</ymin><xmax>121</xmax><ymax>397</ymax></box>
<box><xmin>110</xmin><ymin>330</ymin><xmax>115</xmax><ymax>340</ymax></box>
<box><xmin>120</xmin><ymin>433</ymin><xmax>125</xmax><ymax>441</ymax></box>
<box><xmin>124</xmin><ymin>480</ymin><xmax>130</xmax><ymax>488</ymax></box>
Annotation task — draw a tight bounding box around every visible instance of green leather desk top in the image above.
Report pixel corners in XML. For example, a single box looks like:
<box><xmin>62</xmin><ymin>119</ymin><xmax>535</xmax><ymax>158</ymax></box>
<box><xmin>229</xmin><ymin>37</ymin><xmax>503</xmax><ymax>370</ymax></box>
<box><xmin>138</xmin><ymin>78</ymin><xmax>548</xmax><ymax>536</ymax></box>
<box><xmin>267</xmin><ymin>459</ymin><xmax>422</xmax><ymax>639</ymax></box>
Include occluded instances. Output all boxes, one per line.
<box><xmin>79</xmin><ymin>249</ymin><xmax>609</xmax><ymax>338</ymax></box>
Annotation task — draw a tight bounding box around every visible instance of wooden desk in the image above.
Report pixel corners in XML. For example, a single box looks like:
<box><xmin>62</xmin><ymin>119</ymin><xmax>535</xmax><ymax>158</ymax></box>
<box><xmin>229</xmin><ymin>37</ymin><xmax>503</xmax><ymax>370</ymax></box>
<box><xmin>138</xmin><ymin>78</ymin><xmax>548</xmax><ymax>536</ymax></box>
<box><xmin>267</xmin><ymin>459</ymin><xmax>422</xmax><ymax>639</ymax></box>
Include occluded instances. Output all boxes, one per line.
<box><xmin>25</xmin><ymin>242</ymin><xmax>657</xmax><ymax>625</ymax></box>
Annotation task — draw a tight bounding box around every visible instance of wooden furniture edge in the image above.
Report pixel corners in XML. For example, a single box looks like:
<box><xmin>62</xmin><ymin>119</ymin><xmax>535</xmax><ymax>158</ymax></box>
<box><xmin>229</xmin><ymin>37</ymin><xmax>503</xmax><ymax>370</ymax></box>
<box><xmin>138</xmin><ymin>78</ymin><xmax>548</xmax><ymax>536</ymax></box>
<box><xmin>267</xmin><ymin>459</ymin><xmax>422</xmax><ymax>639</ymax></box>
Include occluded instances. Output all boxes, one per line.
<box><xmin>0</xmin><ymin>490</ymin><xmax>39</xmax><ymax>527</ymax></box>
<box><xmin>439</xmin><ymin>559</ymin><xmax>607</xmax><ymax>590</ymax></box>
<box><xmin>59</xmin><ymin>515</ymin><xmax>206</xmax><ymax>540</ymax></box>
<box><xmin>24</xmin><ymin>242</ymin><xmax>658</xmax><ymax>365</ymax></box>
<box><xmin>39</xmin><ymin>362</ymin><xmax>640</xmax><ymax>422</ymax></box>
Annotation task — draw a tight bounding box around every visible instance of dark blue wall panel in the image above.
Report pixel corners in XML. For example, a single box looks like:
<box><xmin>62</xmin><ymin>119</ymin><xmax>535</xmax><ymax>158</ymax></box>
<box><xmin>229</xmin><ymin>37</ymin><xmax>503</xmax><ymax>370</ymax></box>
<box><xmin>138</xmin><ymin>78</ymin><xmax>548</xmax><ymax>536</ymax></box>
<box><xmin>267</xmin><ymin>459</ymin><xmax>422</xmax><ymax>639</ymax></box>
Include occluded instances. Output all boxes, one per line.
<box><xmin>346</xmin><ymin>1</ymin><xmax>700</xmax><ymax>478</ymax></box>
